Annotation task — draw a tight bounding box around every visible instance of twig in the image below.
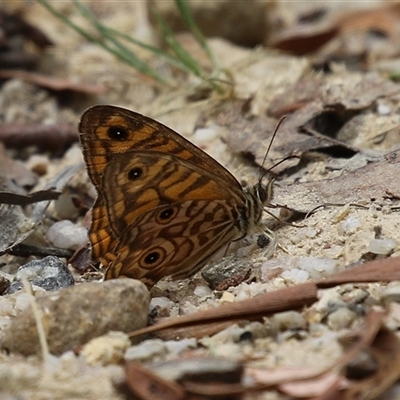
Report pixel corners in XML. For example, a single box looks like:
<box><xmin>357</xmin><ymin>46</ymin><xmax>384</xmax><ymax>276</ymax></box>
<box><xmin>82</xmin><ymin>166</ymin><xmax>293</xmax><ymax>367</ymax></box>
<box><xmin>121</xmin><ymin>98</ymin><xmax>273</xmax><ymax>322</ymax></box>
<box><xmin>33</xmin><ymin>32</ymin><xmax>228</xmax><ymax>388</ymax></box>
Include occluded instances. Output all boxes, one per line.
<box><xmin>21</xmin><ymin>278</ymin><xmax>50</xmax><ymax>360</ymax></box>
<box><xmin>6</xmin><ymin>244</ymin><xmax>74</xmax><ymax>259</ymax></box>
<box><xmin>0</xmin><ymin>123</ymin><xmax>78</xmax><ymax>151</ymax></box>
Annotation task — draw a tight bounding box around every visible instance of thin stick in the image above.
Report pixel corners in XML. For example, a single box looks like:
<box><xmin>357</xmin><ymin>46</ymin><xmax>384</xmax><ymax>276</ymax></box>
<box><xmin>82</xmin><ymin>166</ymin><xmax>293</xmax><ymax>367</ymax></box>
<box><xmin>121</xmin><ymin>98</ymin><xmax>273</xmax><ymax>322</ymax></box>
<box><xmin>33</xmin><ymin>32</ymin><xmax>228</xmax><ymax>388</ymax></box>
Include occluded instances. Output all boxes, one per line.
<box><xmin>21</xmin><ymin>278</ymin><xmax>50</xmax><ymax>360</ymax></box>
<box><xmin>258</xmin><ymin>115</ymin><xmax>287</xmax><ymax>182</ymax></box>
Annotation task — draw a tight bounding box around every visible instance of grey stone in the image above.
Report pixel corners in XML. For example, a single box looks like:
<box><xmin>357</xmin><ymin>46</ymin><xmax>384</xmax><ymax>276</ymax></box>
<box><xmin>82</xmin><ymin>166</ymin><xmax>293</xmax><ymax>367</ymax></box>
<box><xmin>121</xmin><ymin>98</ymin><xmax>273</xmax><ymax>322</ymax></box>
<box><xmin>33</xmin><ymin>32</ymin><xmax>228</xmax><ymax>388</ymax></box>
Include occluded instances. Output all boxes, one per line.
<box><xmin>8</xmin><ymin>256</ymin><xmax>74</xmax><ymax>293</ymax></box>
<box><xmin>1</xmin><ymin>279</ymin><xmax>150</xmax><ymax>356</ymax></box>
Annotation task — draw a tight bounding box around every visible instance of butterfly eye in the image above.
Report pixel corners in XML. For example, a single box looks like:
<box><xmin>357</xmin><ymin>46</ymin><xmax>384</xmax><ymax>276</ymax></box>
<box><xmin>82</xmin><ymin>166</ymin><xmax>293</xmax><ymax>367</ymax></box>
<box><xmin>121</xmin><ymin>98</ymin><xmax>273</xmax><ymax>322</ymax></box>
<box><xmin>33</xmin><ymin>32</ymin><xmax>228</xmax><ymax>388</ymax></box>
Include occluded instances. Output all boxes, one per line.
<box><xmin>108</xmin><ymin>125</ymin><xmax>129</xmax><ymax>141</ymax></box>
<box><xmin>256</xmin><ymin>185</ymin><xmax>269</xmax><ymax>203</ymax></box>
<box><xmin>128</xmin><ymin>167</ymin><xmax>143</xmax><ymax>180</ymax></box>
<box><xmin>141</xmin><ymin>248</ymin><xmax>165</xmax><ymax>268</ymax></box>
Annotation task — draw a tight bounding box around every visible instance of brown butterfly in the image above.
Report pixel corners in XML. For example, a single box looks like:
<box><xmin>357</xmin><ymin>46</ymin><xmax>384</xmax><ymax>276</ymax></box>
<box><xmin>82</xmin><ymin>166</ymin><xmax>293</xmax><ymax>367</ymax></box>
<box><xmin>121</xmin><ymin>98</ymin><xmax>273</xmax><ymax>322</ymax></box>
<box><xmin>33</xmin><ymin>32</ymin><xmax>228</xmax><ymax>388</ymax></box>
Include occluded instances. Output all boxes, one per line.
<box><xmin>79</xmin><ymin>105</ymin><xmax>275</xmax><ymax>288</ymax></box>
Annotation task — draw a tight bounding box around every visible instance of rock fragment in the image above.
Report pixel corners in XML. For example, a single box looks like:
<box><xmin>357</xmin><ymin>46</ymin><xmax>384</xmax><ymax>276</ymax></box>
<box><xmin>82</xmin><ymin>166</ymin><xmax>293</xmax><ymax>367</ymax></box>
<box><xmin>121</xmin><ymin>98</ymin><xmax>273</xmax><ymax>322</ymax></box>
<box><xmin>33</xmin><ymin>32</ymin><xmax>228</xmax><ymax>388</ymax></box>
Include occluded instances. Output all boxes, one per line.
<box><xmin>1</xmin><ymin>279</ymin><xmax>149</xmax><ymax>356</ymax></box>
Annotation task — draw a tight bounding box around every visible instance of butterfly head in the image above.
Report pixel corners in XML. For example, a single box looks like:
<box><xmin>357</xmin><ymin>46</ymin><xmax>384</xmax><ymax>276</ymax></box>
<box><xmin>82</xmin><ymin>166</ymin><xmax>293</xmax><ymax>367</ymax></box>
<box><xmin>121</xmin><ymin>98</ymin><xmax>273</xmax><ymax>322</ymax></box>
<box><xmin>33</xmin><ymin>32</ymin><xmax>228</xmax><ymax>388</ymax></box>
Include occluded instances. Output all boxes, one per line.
<box><xmin>242</xmin><ymin>178</ymin><xmax>277</xmax><ymax>257</ymax></box>
<box><xmin>255</xmin><ymin>178</ymin><xmax>274</xmax><ymax>205</ymax></box>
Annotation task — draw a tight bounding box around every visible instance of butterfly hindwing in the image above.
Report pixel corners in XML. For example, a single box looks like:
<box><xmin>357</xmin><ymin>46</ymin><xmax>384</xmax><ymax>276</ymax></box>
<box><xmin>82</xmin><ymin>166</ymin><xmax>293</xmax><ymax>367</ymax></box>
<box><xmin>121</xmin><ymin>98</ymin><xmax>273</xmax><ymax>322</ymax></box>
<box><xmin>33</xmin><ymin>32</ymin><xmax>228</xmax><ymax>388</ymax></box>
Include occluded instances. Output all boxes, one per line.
<box><xmin>104</xmin><ymin>199</ymin><xmax>241</xmax><ymax>287</ymax></box>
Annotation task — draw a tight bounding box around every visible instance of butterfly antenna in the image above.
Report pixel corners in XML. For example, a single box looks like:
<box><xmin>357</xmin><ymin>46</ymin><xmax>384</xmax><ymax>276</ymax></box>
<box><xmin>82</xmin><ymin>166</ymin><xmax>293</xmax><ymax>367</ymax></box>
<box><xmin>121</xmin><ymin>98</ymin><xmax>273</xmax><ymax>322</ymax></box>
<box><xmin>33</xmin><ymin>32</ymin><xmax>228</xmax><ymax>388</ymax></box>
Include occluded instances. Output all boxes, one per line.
<box><xmin>259</xmin><ymin>116</ymin><xmax>287</xmax><ymax>182</ymax></box>
<box><xmin>268</xmin><ymin>154</ymin><xmax>301</xmax><ymax>172</ymax></box>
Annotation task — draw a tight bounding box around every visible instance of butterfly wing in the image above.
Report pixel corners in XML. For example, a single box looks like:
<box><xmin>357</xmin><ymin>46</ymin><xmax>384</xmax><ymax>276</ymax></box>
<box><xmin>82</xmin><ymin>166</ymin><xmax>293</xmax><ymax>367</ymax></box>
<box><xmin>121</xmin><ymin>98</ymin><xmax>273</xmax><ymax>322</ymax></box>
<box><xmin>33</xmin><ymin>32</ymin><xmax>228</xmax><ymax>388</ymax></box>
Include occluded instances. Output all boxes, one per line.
<box><xmin>105</xmin><ymin>199</ymin><xmax>241</xmax><ymax>288</ymax></box>
<box><xmin>79</xmin><ymin>105</ymin><xmax>241</xmax><ymax>189</ymax></box>
<box><xmin>90</xmin><ymin>151</ymin><xmax>247</xmax><ymax>269</ymax></box>
<box><xmin>102</xmin><ymin>152</ymin><xmax>245</xmax><ymax>234</ymax></box>
<box><xmin>79</xmin><ymin>105</ymin><xmax>245</xmax><ymax>268</ymax></box>
<box><xmin>89</xmin><ymin>196</ymin><xmax>119</xmax><ymax>267</ymax></box>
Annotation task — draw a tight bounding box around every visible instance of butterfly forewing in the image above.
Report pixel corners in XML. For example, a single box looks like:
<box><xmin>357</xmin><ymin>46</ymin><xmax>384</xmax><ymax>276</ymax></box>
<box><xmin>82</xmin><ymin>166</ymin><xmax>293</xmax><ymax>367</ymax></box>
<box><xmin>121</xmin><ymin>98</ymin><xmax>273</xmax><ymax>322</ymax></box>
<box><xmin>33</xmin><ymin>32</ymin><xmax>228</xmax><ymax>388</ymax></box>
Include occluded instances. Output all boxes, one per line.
<box><xmin>102</xmin><ymin>152</ymin><xmax>246</xmax><ymax>235</ymax></box>
<box><xmin>79</xmin><ymin>106</ymin><xmax>241</xmax><ymax>189</ymax></box>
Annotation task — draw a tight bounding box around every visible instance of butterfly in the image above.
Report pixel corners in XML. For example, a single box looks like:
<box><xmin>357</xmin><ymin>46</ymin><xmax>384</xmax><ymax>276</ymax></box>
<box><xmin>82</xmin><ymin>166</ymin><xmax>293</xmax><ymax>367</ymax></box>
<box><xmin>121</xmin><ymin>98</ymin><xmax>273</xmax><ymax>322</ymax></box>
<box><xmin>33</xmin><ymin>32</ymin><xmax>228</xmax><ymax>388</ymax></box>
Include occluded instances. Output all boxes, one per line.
<box><xmin>79</xmin><ymin>105</ymin><xmax>276</xmax><ymax>288</ymax></box>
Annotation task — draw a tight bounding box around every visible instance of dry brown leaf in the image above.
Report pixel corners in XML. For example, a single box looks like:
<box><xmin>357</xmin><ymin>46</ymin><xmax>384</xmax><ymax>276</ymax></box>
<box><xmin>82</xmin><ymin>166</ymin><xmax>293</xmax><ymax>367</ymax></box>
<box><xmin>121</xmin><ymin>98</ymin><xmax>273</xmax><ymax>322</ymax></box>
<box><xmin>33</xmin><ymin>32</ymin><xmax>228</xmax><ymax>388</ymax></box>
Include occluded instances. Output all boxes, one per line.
<box><xmin>317</xmin><ymin>257</ymin><xmax>400</xmax><ymax>288</ymax></box>
<box><xmin>337</xmin><ymin>4</ymin><xmax>400</xmax><ymax>38</ymax></box>
<box><xmin>0</xmin><ymin>70</ymin><xmax>106</xmax><ymax>94</ymax></box>
<box><xmin>247</xmin><ymin>308</ymin><xmax>391</xmax><ymax>398</ymax></box>
<box><xmin>0</xmin><ymin>143</ymin><xmax>37</xmax><ymax>187</ymax></box>
<box><xmin>270</xmin><ymin>21</ymin><xmax>338</xmax><ymax>55</ymax></box>
<box><xmin>129</xmin><ymin>282</ymin><xmax>318</xmax><ymax>339</ymax></box>
<box><xmin>0</xmin><ymin>164</ymin><xmax>82</xmax><ymax>254</ymax></box>
<box><xmin>339</xmin><ymin>326</ymin><xmax>400</xmax><ymax>400</ymax></box>
<box><xmin>0</xmin><ymin>123</ymin><xmax>78</xmax><ymax>152</ymax></box>
<box><xmin>131</xmin><ymin>256</ymin><xmax>400</xmax><ymax>340</ymax></box>
<box><xmin>274</xmin><ymin>149</ymin><xmax>400</xmax><ymax>212</ymax></box>
<box><xmin>127</xmin><ymin>308</ymin><xmax>400</xmax><ymax>399</ymax></box>
<box><xmin>137</xmin><ymin>357</ymin><xmax>244</xmax><ymax>400</ymax></box>
<box><xmin>313</xmin><ymin>308</ymin><xmax>400</xmax><ymax>400</ymax></box>
<box><xmin>269</xmin><ymin>3</ymin><xmax>400</xmax><ymax>58</ymax></box>
<box><xmin>125</xmin><ymin>362</ymin><xmax>185</xmax><ymax>400</ymax></box>
<box><xmin>208</xmin><ymin>100</ymin><xmax>355</xmax><ymax>174</ymax></box>
<box><xmin>247</xmin><ymin>365</ymin><xmax>340</xmax><ymax>388</ymax></box>
<box><xmin>155</xmin><ymin>321</ymin><xmax>234</xmax><ymax>341</ymax></box>
<box><xmin>0</xmin><ymin>9</ymin><xmax>52</xmax><ymax>49</ymax></box>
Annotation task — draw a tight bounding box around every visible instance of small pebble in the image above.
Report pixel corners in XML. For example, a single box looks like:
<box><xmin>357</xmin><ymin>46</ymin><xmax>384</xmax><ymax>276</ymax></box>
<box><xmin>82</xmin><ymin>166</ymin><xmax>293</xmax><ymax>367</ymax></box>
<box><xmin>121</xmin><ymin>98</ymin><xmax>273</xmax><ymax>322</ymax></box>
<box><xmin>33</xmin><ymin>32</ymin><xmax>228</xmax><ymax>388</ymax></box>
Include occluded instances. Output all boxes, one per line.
<box><xmin>281</xmin><ymin>268</ymin><xmax>310</xmax><ymax>283</ymax></box>
<box><xmin>271</xmin><ymin>311</ymin><xmax>307</xmax><ymax>331</ymax></box>
<box><xmin>219</xmin><ymin>291</ymin><xmax>235</xmax><ymax>304</ymax></box>
<box><xmin>164</xmin><ymin>338</ymin><xmax>197</xmax><ymax>356</ymax></box>
<box><xmin>296</xmin><ymin>257</ymin><xmax>342</xmax><ymax>279</ymax></box>
<box><xmin>332</xmin><ymin>204</ymin><xmax>350</xmax><ymax>223</ymax></box>
<box><xmin>327</xmin><ymin>307</ymin><xmax>357</xmax><ymax>330</ymax></box>
<box><xmin>368</xmin><ymin>238</ymin><xmax>396</xmax><ymax>255</ymax></box>
<box><xmin>149</xmin><ymin>357</ymin><xmax>242</xmax><ymax>383</ymax></box>
<box><xmin>339</xmin><ymin>216</ymin><xmax>361</xmax><ymax>235</ymax></box>
<box><xmin>0</xmin><ymin>296</ymin><xmax>15</xmax><ymax>317</ymax></box>
<box><xmin>257</xmin><ymin>234</ymin><xmax>270</xmax><ymax>248</ymax></box>
<box><xmin>314</xmin><ymin>288</ymin><xmax>347</xmax><ymax>318</ymax></box>
<box><xmin>192</xmin><ymin>126</ymin><xmax>218</xmax><ymax>145</ymax></box>
<box><xmin>193</xmin><ymin>285</ymin><xmax>212</xmax><ymax>298</ymax></box>
<box><xmin>201</xmin><ymin>324</ymin><xmax>244</xmax><ymax>347</ymax></box>
<box><xmin>377</xmin><ymin>101</ymin><xmax>391</xmax><ymax>115</ymax></box>
<box><xmin>322</xmin><ymin>245</ymin><xmax>343</xmax><ymax>259</ymax></box>
<box><xmin>384</xmin><ymin>302</ymin><xmax>400</xmax><ymax>330</ymax></box>
<box><xmin>125</xmin><ymin>339</ymin><xmax>167</xmax><ymax>362</ymax></box>
<box><xmin>13</xmin><ymin>292</ymin><xmax>32</xmax><ymax>312</ymax></box>
<box><xmin>236</xmin><ymin>282</ymin><xmax>253</xmax><ymax>301</ymax></box>
<box><xmin>201</xmin><ymin>256</ymin><xmax>252</xmax><ymax>290</ymax></box>
<box><xmin>81</xmin><ymin>331</ymin><xmax>131</xmax><ymax>366</ymax></box>
<box><xmin>53</xmin><ymin>193</ymin><xmax>80</xmax><ymax>220</ymax></box>
<box><xmin>297</xmin><ymin>227</ymin><xmax>318</xmax><ymax>239</ymax></box>
<box><xmin>150</xmin><ymin>296</ymin><xmax>175</xmax><ymax>314</ymax></box>
<box><xmin>382</xmin><ymin>284</ymin><xmax>400</xmax><ymax>304</ymax></box>
<box><xmin>8</xmin><ymin>256</ymin><xmax>74</xmax><ymax>293</ymax></box>
<box><xmin>260</xmin><ymin>258</ymin><xmax>292</xmax><ymax>282</ymax></box>
<box><xmin>26</xmin><ymin>154</ymin><xmax>49</xmax><ymax>176</ymax></box>
<box><xmin>46</xmin><ymin>220</ymin><xmax>88</xmax><ymax>250</ymax></box>
<box><xmin>1</xmin><ymin>279</ymin><xmax>149</xmax><ymax>356</ymax></box>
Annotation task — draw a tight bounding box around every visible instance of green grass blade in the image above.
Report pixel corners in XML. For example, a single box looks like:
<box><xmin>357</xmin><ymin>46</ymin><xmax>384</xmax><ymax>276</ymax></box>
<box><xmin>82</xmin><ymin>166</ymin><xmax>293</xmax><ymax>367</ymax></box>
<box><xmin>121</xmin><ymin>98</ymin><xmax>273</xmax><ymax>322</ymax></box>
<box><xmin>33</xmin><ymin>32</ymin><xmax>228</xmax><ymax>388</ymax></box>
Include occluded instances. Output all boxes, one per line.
<box><xmin>174</xmin><ymin>0</ymin><xmax>219</xmax><ymax>70</ymax></box>
<box><xmin>38</xmin><ymin>0</ymin><xmax>169</xmax><ymax>84</ymax></box>
<box><xmin>37</xmin><ymin>0</ymin><xmax>101</xmax><ymax>46</ymax></box>
<box><xmin>99</xmin><ymin>26</ymin><xmax>192</xmax><ymax>73</ymax></box>
<box><xmin>153</xmin><ymin>11</ymin><xmax>204</xmax><ymax>79</ymax></box>
<box><xmin>72</xmin><ymin>0</ymin><xmax>169</xmax><ymax>84</ymax></box>
<box><xmin>37</xmin><ymin>0</ymin><xmax>226</xmax><ymax>93</ymax></box>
